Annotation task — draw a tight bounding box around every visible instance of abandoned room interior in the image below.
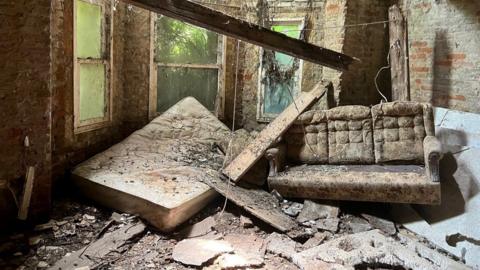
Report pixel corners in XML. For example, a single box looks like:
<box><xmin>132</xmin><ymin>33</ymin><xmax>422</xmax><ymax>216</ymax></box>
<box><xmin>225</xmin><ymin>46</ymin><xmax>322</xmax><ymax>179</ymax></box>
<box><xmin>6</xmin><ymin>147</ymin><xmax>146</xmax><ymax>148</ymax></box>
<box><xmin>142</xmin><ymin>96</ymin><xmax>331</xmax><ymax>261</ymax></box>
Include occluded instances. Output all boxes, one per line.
<box><xmin>1</xmin><ymin>0</ymin><xmax>479</xmax><ymax>269</ymax></box>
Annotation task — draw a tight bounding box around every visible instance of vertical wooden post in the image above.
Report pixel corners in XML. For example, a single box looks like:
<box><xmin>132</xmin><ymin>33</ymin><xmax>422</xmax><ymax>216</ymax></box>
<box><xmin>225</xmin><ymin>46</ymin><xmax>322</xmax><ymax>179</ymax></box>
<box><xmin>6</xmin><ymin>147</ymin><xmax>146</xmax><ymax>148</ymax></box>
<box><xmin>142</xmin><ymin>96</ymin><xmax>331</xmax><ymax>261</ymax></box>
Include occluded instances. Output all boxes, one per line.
<box><xmin>18</xmin><ymin>166</ymin><xmax>35</xmax><ymax>220</ymax></box>
<box><xmin>389</xmin><ymin>5</ymin><xmax>410</xmax><ymax>101</ymax></box>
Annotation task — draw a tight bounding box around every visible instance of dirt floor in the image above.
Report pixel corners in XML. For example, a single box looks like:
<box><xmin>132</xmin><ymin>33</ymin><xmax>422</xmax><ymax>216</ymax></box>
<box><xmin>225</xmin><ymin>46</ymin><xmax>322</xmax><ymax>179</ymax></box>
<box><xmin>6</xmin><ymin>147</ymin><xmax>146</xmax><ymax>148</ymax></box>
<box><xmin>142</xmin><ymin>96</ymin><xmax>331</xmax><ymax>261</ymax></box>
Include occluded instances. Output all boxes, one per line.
<box><xmin>0</xmin><ymin>190</ymin><xmax>468</xmax><ymax>270</ymax></box>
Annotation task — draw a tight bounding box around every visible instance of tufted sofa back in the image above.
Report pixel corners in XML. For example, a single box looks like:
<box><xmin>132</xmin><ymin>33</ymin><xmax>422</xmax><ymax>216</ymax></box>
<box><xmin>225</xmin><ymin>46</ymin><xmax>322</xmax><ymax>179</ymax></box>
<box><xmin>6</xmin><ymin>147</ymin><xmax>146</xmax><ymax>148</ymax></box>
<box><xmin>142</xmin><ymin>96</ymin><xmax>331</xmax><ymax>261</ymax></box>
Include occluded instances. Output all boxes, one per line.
<box><xmin>285</xmin><ymin>101</ymin><xmax>434</xmax><ymax>165</ymax></box>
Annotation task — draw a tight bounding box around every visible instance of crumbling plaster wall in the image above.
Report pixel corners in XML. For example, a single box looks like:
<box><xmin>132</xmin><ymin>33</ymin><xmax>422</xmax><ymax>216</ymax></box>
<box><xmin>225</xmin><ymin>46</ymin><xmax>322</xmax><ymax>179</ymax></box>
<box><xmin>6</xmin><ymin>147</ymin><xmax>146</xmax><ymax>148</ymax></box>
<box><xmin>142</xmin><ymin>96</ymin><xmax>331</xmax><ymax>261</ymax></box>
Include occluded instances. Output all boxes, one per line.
<box><xmin>0</xmin><ymin>0</ymin><xmax>53</xmax><ymax>226</ymax></box>
<box><xmin>401</xmin><ymin>0</ymin><xmax>480</xmax><ymax>114</ymax></box>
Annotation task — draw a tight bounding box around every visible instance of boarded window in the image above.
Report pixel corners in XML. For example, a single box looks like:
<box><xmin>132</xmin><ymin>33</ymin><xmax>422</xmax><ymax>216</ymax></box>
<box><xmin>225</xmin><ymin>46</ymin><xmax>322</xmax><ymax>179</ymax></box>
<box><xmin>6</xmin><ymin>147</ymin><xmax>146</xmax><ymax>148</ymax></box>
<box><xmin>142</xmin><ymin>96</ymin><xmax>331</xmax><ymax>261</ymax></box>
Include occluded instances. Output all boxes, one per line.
<box><xmin>153</xmin><ymin>15</ymin><xmax>223</xmax><ymax>116</ymax></box>
<box><xmin>74</xmin><ymin>0</ymin><xmax>112</xmax><ymax>132</ymax></box>
<box><xmin>257</xmin><ymin>20</ymin><xmax>304</xmax><ymax>122</ymax></box>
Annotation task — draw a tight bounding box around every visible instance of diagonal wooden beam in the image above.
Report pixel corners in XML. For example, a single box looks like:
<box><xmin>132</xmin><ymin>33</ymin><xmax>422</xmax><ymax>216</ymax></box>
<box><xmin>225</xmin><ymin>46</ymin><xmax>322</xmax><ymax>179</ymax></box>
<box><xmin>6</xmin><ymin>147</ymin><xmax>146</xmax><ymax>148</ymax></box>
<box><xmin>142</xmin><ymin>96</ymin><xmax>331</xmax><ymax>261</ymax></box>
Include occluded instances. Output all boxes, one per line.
<box><xmin>223</xmin><ymin>81</ymin><xmax>330</xmax><ymax>182</ymax></box>
<box><xmin>123</xmin><ymin>0</ymin><xmax>357</xmax><ymax>71</ymax></box>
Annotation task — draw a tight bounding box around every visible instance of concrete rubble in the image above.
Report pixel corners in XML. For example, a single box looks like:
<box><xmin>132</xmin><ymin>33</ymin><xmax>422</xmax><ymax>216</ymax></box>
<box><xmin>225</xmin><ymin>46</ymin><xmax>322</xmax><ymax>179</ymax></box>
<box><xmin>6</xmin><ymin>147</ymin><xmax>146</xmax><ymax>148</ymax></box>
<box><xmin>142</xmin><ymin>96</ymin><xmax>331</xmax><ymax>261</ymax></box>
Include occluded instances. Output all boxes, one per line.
<box><xmin>172</xmin><ymin>239</ymin><xmax>234</xmax><ymax>266</ymax></box>
<box><xmin>0</xmin><ymin>100</ymin><xmax>473</xmax><ymax>270</ymax></box>
<box><xmin>293</xmin><ymin>230</ymin><xmax>469</xmax><ymax>270</ymax></box>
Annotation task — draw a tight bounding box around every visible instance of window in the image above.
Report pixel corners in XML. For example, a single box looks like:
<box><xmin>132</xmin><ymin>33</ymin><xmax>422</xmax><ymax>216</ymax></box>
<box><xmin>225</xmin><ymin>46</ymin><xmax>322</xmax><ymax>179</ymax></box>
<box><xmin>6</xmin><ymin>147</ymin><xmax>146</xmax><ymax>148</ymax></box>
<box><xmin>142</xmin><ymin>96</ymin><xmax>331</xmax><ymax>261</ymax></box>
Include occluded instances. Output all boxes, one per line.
<box><xmin>74</xmin><ymin>0</ymin><xmax>112</xmax><ymax>133</ymax></box>
<box><xmin>150</xmin><ymin>15</ymin><xmax>224</xmax><ymax>118</ymax></box>
<box><xmin>257</xmin><ymin>19</ymin><xmax>304</xmax><ymax>122</ymax></box>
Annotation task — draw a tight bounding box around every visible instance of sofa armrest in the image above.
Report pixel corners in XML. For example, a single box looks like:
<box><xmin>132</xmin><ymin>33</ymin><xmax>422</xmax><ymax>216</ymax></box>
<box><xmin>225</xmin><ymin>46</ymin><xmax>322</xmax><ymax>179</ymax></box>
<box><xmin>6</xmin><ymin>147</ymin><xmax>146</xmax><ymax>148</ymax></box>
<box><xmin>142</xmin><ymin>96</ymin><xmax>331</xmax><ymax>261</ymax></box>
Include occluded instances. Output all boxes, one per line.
<box><xmin>424</xmin><ymin>136</ymin><xmax>443</xmax><ymax>182</ymax></box>
<box><xmin>265</xmin><ymin>143</ymin><xmax>286</xmax><ymax>177</ymax></box>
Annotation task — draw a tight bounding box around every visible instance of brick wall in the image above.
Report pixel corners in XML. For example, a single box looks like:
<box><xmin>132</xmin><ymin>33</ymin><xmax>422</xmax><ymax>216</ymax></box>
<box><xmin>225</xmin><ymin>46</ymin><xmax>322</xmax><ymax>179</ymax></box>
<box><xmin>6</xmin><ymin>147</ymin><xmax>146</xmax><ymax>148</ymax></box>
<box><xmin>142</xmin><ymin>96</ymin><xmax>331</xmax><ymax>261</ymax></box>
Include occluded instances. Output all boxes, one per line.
<box><xmin>405</xmin><ymin>0</ymin><xmax>480</xmax><ymax>113</ymax></box>
<box><xmin>122</xmin><ymin>6</ymin><xmax>152</xmax><ymax>134</ymax></box>
<box><xmin>323</xmin><ymin>0</ymin><xmax>390</xmax><ymax>107</ymax></box>
<box><xmin>0</xmin><ymin>0</ymin><xmax>52</xmax><ymax>225</ymax></box>
<box><xmin>340</xmin><ymin>0</ymin><xmax>390</xmax><ymax>105</ymax></box>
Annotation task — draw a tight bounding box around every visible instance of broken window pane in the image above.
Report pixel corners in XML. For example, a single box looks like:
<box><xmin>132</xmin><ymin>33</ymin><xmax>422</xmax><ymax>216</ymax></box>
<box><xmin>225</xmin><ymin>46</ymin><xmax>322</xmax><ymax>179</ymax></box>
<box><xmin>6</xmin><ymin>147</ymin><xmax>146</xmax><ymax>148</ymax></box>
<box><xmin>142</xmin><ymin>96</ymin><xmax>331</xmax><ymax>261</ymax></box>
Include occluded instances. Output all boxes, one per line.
<box><xmin>157</xmin><ymin>67</ymin><xmax>218</xmax><ymax>112</ymax></box>
<box><xmin>155</xmin><ymin>16</ymin><xmax>218</xmax><ymax>64</ymax></box>
<box><xmin>76</xmin><ymin>0</ymin><xmax>103</xmax><ymax>58</ymax></box>
<box><xmin>79</xmin><ymin>63</ymin><xmax>106</xmax><ymax>121</ymax></box>
<box><xmin>261</xmin><ymin>22</ymin><xmax>303</xmax><ymax>117</ymax></box>
<box><xmin>271</xmin><ymin>24</ymin><xmax>301</xmax><ymax>67</ymax></box>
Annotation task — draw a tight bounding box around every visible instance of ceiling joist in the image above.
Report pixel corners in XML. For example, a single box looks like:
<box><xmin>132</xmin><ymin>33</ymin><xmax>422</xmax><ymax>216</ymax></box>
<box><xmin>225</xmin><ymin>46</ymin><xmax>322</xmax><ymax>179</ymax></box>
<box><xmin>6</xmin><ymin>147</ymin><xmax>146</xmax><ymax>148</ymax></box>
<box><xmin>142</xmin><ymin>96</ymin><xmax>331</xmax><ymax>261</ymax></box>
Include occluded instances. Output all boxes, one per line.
<box><xmin>123</xmin><ymin>0</ymin><xmax>357</xmax><ymax>71</ymax></box>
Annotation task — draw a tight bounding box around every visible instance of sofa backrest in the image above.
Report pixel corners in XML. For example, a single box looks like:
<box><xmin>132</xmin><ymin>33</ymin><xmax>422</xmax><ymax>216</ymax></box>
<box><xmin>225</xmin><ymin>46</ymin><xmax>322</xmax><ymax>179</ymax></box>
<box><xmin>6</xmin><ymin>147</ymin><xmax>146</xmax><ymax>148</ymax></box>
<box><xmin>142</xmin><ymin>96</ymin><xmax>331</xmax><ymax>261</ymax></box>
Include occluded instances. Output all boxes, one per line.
<box><xmin>285</xmin><ymin>110</ymin><xmax>328</xmax><ymax>164</ymax></box>
<box><xmin>327</xmin><ymin>106</ymin><xmax>374</xmax><ymax>164</ymax></box>
<box><xmin>371</xmin><ymin>101</ymin><xmax>434</xmax><ymax>164</ymax></box>
<box><xmin>284</xmin><ymin>101</ymin><xmax>434</xmax><ymax>165</ymax></box>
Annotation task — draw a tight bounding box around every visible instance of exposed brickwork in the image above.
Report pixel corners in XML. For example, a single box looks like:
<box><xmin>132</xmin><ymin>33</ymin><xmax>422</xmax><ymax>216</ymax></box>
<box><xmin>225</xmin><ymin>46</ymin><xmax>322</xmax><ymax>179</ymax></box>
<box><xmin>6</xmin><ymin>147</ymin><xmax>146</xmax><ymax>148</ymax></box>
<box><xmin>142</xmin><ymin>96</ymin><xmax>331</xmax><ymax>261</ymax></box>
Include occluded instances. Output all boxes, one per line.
<box><xmin>405</xmin><ymin>0</ymin><xmax>480</xmax><ymax>113</ymax></box>
<box><xmin>122</xmin><ymin>6</ymin><xmax>151</xmax><ymax>134</ymax></box>
<box><xmin>0</xmin><ymin>0</ymin><xmax>52</xmax><ymax>225</ymax></box>
<box><xmin>339</xmin><ymin>0</ymin><xmax>390</xmax><ymax>106</ymax></box>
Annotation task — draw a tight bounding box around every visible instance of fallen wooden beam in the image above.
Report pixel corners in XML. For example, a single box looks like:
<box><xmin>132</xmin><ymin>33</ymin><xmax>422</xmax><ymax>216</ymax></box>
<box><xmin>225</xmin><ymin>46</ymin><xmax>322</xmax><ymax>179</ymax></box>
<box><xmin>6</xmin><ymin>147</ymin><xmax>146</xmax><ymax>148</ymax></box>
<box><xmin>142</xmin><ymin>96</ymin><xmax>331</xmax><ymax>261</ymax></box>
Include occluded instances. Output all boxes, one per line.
<box><xmin>18</xmin><ymin>166</ymin><xmax>35</xmax><ymax>220</ymax></box>
<box><xmin>123</xmin><ymin>0</ymin><xmax>356</xmax><ymax>71</ymax></box>
<box><xmin>223</xmin><ymin>81</ymin><xmax>330</xmax><ymax>182</ymax></box>
<box><xmin>203</xmin><ymin>177</ymin><xmax>297</xmax><ymax>233</ymax></box>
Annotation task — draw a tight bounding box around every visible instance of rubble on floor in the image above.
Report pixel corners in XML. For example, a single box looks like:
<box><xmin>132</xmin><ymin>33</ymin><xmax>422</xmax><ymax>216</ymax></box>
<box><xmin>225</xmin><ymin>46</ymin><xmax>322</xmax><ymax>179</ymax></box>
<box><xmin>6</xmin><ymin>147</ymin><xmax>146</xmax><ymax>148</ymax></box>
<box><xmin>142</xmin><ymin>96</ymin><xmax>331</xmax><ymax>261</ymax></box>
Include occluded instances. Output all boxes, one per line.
<box><xmin>0</xmin><ymin>197</ymin><xmax>472</xmax><ymax>270</ymax></box>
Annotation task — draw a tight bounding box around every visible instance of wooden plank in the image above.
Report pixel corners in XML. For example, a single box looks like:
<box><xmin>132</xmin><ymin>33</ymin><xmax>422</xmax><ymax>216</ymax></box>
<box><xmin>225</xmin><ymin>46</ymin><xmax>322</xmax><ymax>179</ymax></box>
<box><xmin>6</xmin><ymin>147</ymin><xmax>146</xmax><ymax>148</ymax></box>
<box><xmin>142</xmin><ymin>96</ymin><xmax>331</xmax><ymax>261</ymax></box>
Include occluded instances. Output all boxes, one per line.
<box><xmin>123</xmin><ymin>0</ymin><xmax>356</xmax><ymax>71</ymax></box>
<box><xmin>223</xmin><ymin>81</ymin><xmax>329</xmax><ymax>182</ymax></box>
<box><xmin>203</xmin><ymin>177</ymin><xmax>297</xmax><ymax>232</ymax></box>
<box><xmin>18</xmin><ymin>166</ymin><xmax>35</xmax><ymax>220</ymax></box>
<box><xmin>51</xmin><ymin>221</ymin><xmax>146</xmax><ymax>269</ymax></box>
<box><xmin>389</xmin><ymin>5</ymin><xmax>410</xmax><ymax>101</ymax></box>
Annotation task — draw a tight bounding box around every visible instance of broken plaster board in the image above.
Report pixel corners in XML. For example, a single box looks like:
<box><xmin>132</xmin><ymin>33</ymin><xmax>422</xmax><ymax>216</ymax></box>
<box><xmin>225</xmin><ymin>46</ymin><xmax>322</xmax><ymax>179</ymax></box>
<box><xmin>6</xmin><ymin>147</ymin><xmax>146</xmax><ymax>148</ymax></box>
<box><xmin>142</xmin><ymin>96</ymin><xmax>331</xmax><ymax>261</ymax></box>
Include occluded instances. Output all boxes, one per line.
<box><xmin>392</xmin><ymin>145</ymin><xmax>480</xmax><ymax>269</ymax></box>
<box><xmin>434</xmin><ymin>107</ymin><xmax>480</xmax><ymax>148</ymax></box>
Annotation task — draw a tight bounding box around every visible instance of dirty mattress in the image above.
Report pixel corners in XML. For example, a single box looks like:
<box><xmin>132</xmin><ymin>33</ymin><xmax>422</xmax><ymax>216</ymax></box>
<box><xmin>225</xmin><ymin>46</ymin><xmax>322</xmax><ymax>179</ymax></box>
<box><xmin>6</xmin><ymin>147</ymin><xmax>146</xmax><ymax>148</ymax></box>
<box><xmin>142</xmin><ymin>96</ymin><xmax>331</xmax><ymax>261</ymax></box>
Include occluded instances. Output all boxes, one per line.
<box><xmin>72</xmin><ymin>97</ymin><xmax>231</xmax><ymax>231</ymax></box>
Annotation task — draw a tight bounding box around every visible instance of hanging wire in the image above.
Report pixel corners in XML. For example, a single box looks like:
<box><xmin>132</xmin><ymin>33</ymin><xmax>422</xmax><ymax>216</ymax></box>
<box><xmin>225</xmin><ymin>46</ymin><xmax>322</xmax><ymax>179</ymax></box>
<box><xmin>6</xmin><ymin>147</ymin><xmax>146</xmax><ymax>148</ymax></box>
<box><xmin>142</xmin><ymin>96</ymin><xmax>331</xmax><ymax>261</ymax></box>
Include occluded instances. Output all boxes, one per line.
<box><xmin>375</xmin><ymin>41</ymin><xmax>400</xmax><ymax>103</ymax></box>
<box><xmin>220</xmin><ymin>39</ymin><xmax>241</xmax><ymax>215</ymax></box>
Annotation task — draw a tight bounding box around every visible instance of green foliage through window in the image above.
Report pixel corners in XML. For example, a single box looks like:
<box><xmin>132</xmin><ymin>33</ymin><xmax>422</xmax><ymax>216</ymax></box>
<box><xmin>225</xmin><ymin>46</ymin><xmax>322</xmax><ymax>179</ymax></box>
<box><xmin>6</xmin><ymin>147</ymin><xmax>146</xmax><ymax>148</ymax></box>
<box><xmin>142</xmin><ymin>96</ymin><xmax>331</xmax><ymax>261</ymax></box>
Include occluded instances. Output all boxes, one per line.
<box><xmin>155</xmin><ymin>15</ymin><xmax>218</xmax><ymax>64</ymax></box>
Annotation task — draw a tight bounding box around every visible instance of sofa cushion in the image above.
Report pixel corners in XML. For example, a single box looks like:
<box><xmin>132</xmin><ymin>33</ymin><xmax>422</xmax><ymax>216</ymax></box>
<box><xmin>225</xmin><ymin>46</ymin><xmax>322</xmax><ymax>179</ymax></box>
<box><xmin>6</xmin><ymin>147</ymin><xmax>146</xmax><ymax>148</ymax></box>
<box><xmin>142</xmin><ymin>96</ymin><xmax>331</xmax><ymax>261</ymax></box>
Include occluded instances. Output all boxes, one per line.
<box><xmin>285</xmin><ymin>110</ymin><xmax>328</xmax><ymax>164</ymax></box>
<box><xmin>371</xmin><ymin>101</ymin><xmax>434</xmax><ymax>164</ymax></box>
<box><xmin>327</xmin><ymin>106</ymin><xmax>374</xmax><ymax>164</ymax></box>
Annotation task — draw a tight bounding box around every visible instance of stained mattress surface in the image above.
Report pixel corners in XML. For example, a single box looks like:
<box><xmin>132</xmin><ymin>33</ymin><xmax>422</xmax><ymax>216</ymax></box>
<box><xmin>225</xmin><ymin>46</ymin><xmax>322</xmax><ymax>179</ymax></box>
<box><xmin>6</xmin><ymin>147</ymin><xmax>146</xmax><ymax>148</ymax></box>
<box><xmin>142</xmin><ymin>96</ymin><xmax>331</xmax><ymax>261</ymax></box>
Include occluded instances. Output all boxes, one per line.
<box><xmin>72</xmin><ymin>97</ymin><xmax>231</xmax><ymax>229</ymax></box>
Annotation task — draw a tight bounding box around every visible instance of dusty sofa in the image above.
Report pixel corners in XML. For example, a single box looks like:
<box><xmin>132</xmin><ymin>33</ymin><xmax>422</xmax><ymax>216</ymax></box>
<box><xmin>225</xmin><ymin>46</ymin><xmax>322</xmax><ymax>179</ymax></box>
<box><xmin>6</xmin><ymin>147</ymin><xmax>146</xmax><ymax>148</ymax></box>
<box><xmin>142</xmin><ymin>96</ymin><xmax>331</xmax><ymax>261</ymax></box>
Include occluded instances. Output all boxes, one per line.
<box><xmin>266</xmin><ymin>101</ymin><xmax>442</xmax><ymax>205</ymax></box>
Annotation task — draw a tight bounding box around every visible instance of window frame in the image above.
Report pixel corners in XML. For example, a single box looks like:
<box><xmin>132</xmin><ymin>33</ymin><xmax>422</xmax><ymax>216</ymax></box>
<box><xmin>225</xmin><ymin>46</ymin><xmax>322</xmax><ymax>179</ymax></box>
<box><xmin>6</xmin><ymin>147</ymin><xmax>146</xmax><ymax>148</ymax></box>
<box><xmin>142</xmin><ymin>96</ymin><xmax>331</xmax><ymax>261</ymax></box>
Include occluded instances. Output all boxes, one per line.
<box><xmin>73</xmin><ymin>0</ymin><xmax>113</xmax><ymax>133</ymax></box>
<box><xmin>257</xmin><ymin>18</ymin><xmax>305</xmax><ymax>123</ymax></box>
<box><xmin>148</xmin><ymin>13</ymin><xmax>226</xmax><ymax>120</ymax></box>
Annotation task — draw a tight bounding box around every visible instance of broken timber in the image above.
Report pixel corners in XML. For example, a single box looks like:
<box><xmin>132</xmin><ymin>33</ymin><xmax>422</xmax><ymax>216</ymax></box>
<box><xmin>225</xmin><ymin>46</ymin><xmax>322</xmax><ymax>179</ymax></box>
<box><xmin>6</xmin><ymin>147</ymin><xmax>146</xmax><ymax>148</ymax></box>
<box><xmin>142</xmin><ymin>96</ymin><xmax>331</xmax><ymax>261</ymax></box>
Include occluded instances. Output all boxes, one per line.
<box><xmin>18</xmin><ymin>166</ymin><xmax>35</xmax><ymax>220</ymax></box>
<box><xmin>123</xmin><ymin>0</ymin><xmax>356</xmax><ymax>71</ymax></box>
<box><xmin>203</xmin><ymin>176</ymin><xmax>297</xmax><ymax>232</ymax></box>
<box><xmin>223</xmin><ymin>81</ymin><xmax>330</xmax><ymax>182</ymax></box>
<box><xmin>50</xmin><ymin>222</ymin><xmax>146</xmax><ymax>270</ymax></box>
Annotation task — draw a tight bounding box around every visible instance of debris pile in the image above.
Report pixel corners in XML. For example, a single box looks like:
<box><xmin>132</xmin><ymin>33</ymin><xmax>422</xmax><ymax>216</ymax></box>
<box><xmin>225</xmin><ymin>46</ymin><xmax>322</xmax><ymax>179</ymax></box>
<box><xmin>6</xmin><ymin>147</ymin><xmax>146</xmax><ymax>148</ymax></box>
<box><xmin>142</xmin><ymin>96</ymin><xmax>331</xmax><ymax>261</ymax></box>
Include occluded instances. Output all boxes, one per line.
<box><xmin>0</xmin><ymin>96</ymin><xmax>471</xmax><ymax>269</ymax></box>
